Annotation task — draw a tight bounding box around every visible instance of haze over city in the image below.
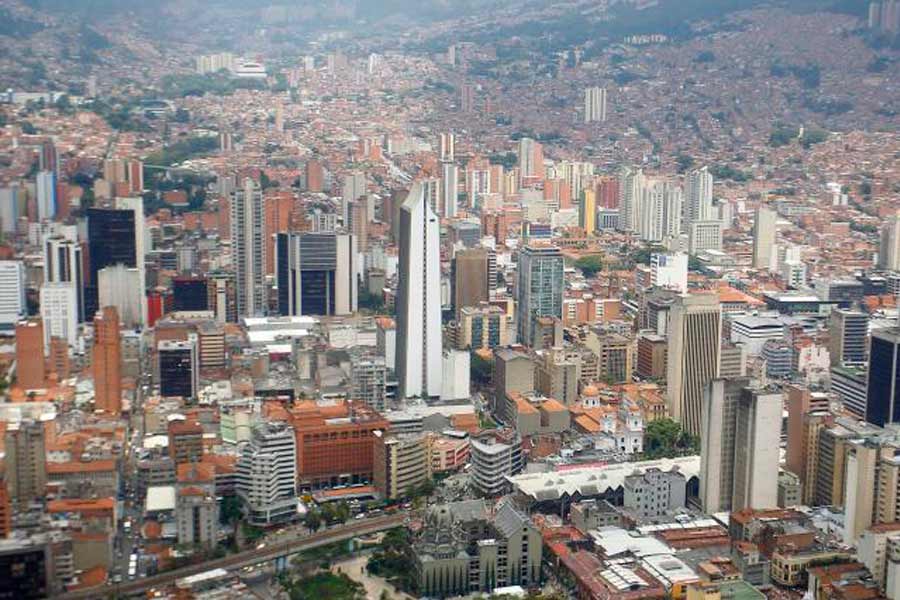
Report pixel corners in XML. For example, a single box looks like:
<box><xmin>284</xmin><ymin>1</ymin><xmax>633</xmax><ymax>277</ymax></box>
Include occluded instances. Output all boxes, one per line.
<box><xmin>0</xmin><ymin>0</ymin><xmax>897</xmax><ymax>598</ymax></box>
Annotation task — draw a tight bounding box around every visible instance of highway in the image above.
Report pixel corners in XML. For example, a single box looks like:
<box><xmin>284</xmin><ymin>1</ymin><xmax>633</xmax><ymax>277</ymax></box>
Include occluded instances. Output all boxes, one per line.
<box><xmin>55</xmin><ymin>514</ymin><xmax>407</xmax><ymax>599</ymax></box>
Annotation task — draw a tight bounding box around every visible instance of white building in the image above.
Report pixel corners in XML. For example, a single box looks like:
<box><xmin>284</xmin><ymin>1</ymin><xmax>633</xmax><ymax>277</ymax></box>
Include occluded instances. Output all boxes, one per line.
<box><xmin>638</xmin><ymin>179</ymin><xmax>682</xmax><ymax>243</ymax></box>
<box><xmin>0</xmin><ymin>186</ymin><xmax>21</xmax><ymax>234</ymax></box>
<box><xmin>0</xmin><ymin>261</ymin><xmax>26</xmax><ymax>330</ymax></box>
<box><xmin>617</xmin><ymin>166</ymin><xmax>645</xmax><ymax>232</ymax></box>
<box><xmin>440</xmin><ymin>349</ymin><xmax>470</xmax><ymax>401</ymax></box>
<box><xmin>36</xmin><ymin>171</ymin><xmax>56</xmax><ymax>222</ymax></box>
<box><xmin>39</xmin><ymin>283</ymin><xmax>77</xmax><ymax>348</ymax></box>
<box><xmin>470</xmin><ymin>432</ymin><xmax>523</xmax><ymax>497</ymax></box>
<box><xmin>231</xmin><ymin>178</ymin><xmax>266</xmax><ymax>317</ymax></box>
<box><xmin>115</xmin><ymin>197</ymin><xmax>147</xmax><ymax>327</ymax></box>
<box><xmin>584</xmin><ymin>87</ymin><xmax>608</xmax><ymax>123</ymax></box>
<box><xmin>396</xmin><ymin>182</ymin><xmax>443</xmax><ymax>399</ymax></box>
<box><xmin>442</xmin><ymin>162</ymin><xmax>458</xmax><ymax>218</ymax></box>
<box><xmin>43</xmin><ymin>232</ymin><xmax>84</xmax><ymax>322</ymax></box>
<box><xmin>684</xmin><ymin>167</ymin><xmax>713</xmax><ymax>228</ymax></box>
<box><xmin>650</xmin><ymin>252</ymin><xmax>688</xmax><ymax>293</ymax></box>
<box><xmin>98</xmin><ymin>265</ymin><xmax>143</xmax><ymax>329</ymax></box>
<box><xmin>688</xmin><ymin>220</ymin><xmax>723</xmax><ymax>254</ymax></box>
<box><xmin>236</xmin><ymin>421</ymin><xmax>297</xmax><ymax>526</ymax></box>
<box><xmin>729</xmin><ymin>316</ymin><xmax>786</xmax><ymax>356</ymax></box>
<box><xmin>752</xmin><ymin>206</ymin><xmax>777</xmax><ymax>270</ymax></box>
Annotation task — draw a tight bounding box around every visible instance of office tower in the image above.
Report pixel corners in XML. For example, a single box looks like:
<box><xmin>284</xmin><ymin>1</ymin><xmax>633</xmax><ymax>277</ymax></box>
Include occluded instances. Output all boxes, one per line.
<box><xmin>442</xmin><ymin>162</ymin><xmax>458</xmax><ymax>218</ymax></box>
<box><xmin>460</xmin><ymin>83</ymin><xmax>475</xmax><ymax>112</ymax></box>
<box><xmin>684</xmin><ymin>167</ymin><xmax>713</xmax><ymax>228</ymax></box>
<box><xmin>584</xmin><ymin>86</ymin><xmax>608</xmax><ymax>123</ymax></box>
<box><xmin>275</xmin><ymin>232</ymin><xmax>357</xmax><ymax>316</ymax></box>
<box><xmin>4</xmin><ymin>420</ymin><xmax>47</xmax><ymax>506</ymax></box>
<box><xmin>341</xmin><ymin>172</ymin><xmax>367</xmax><ymax>224</ymax></box>
<box><xmin>373</xmin><ymin>432</ymin><xmax>430</xmax><ymax>500</ymax></box>
<box><xmin>752</xmin><ymin>206</ymin><xmax>777</xmax><ymax>269</ymax></box>
<box><xmin>866</xmin><ymin>328</ymin><xmax>900</xmax><ymax>427</ymax></box>
<box><xmin>516</xmin><ymin>244</ymin><xmax>564</xmax><ymax>347</ymax></box>
<box><xmin>39</xmin><ymin>283</ymin><xmax>77</xmax><ymax>348</ymax></box>
<box><xmin>348</xmin><ymin>199</ymin><xmax>369</xmax><ymax>251</ymax></box>
<box><xmin>97</xmin><ymin>264</ymin><xmax>143</xmax><ymax>328</ymax></box>
<box><xmin>0</xmin><ymin>186</ymin><xmax>20</xmax><ymax>234</ymax></box>
<box><xmin>0</xmin><ymin>261</ymin><xmax>26</xmax><ymax>330</ymax></box>
<box><xmin>617</xmin><ymin>166</ymin><xmax>645</xmax><ymax>232</ymax></box>
<box><xmin>439</xmin><ymin>133</ymin><xmax>455</xmax><ymax>162</ymax></box>
<box><xmin>93</xmin><ymin>306</ymin><xmax>121</xmax><ymax>415</ymax></box>
<box><xmin>829</xmin><ymin>308</ymin><xmax>869</xmax><ymax>367</ymax></box>
<box><xmin>172</xmin><ymin>276</ymin><xmax>209</xmax><ymax>312</ymax></box>
<box><xmin>666</xmin><ymin>294</ymin><xmax>722</xmax><ymax>436</ymax></box>
<box><xmin>396</xmin><ymin>182</ymin><xmax>442</xmax><ymax>399</ymax></box>
<box><xmin>517</xmin><ymin>138</ymin><xmax>544</xmax><ymax>184</ymax></box>
<box><xmin>168</xmin><ymin>418</ymin><xmax>203</xmax><ymax>465</ymax></box>
<box><xmin>207</xmin><ymin>271</ymin><xmax>237</xmax><ymax>323</ymax></box>
<box><xmin>701</xmin><ymin>379</ymin><xmax>780</xmax><ymax>512</ymax></box>
<box><xmin>35</xmin><ymin>171</ymin><xmax>56</xmax><ymax>221</ymax></box>
<box><xmin>637</xmin><ymin>179</ymin><xmax>682</xmax><ymax>243</ymax></box>
<box><xmin>650</xmin><ymin>252</ymin><xmax>688</xmax><ymax>293</ymax></box>
<box><xmin>580</xmin><ymin>189</ymin><xmax>596</xmax><ymax>235</ymax></box>
<box><xmin>441</xmin><ymin>349</ymin><xmax>471</xmax><ymax>401</ymax></box>
<box><xmin>468</xmin><ymin>168</ymin><xmax>491</xmax><ymax>209</ymax></box>
<box><xmin>43</xmin><ymin>233</ymin><xmax>84</xmax><ymax>322</ymax></box>
<box><xmin>230</xmin><ymin>178</ymin><xmax>266</xmax><ymax>317</ymax></box>
<box><xmin>158</xmin><ymin>336</ymin><xmax>199</xmax><ymax>399</ymax></box>
<box><xmin>470</xmin><ymin>430</ymin><xmax>524</xmax><ymax>496</ymax></box>
<box><xmin>350</xmin><ymin>354</ymin><xmax>388</xmax><ymax>412</ymax></box>
<box><xmin>236</xmin><ymin>421</ymin><xmax>297</xmax><ymax>526</ymax></box>
<box><xmin>86</xmin><ymin>205</ymin><xmax>141</xmax><ymax>320</ymax></box>
<box><xmin>688</xmin><ymin>221</ymin><xmax>723</xmax><ymax>254</ymax></box>
<box><xmin>15</xmin><ymin>319</ymin><xmax>45</xmax><ymax>389</ymax></box>
<box><xmin>451</xmin><ymin>248</ymin><xmax>490</xmax><ymax>317</ymax></box>
<box><xmin>879</xmin><ymin>213</ymin><xmax>900</xmax><ymax>271</ymax></box>
<box><xmin>114</xmin><ymin>197</ymin><xmax>147</xmax><ymax>323</ymax></box>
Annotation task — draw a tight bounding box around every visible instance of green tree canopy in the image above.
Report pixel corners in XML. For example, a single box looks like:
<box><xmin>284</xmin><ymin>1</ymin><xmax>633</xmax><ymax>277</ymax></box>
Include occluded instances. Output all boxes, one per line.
<box><xmin>575</xmin><ymin>255</ymin><xmax>604</xmax><ymax>277</ymax></box>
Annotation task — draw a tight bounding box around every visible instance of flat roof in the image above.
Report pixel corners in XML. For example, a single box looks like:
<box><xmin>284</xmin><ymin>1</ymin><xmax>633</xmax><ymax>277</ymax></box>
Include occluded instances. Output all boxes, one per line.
<box><xmin>145</xmin><ymin>485</ymin><xmax>176</xmax><ymax>512</ymax></box>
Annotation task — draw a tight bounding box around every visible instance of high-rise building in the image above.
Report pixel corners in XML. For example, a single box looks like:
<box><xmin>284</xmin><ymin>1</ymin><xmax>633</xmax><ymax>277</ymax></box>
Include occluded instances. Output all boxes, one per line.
<box><xmin>275</xmin><ymin>232</ymin><xmax>357</xmax><ymax>316</ymax></box>
<box><xmin>684</xmin><ymin>167</ymin><xmax>713</xmax><ymax>229</ymax></box>
<box><xmin>396</xmin><ymin>182</ymin><xmax>442</xmax><ymax>399</ymax></box>
<box><xmin>230</xmin><ymin>178</ymin><xmax>266</xmax><ymax>317</ymax></box>
<box><xmin>752</xmin><ymin>206</ymin><xmax>777</xmax><ymax>270</ymax></box>
<box><xmin>43</xmin><ymin>233</ymin><xmax>84</xmax><ymax>322</ymax></box>
<box><xmin>866</xmin><ymin>328</ymin><xmax>900</xmax><ymax>427</ymax></box>
<box><xmin>470</xmin><ymin>430</ymin><xmax>524</xmax><ymax>496</ymax></box>
<box><xmin>880</xmin><ymin>212</ymin><xmax>900</xmax><ymax>271</ymax></box>
<box><xmin>0</xmin><ymin>186</ymin><xmax>21</xmax><ymax>234</ymax></box>
<box><xmin>341</xmin><ymin>172</ymin><xmax>367</xmax><ymax>224</ymax></box>
<box><xmin>441</xmin><ymin>162</ymin><xmax>458</xmax><ymax>218</ymax></box>
<box><xmin>97</xmin><ymin>264</ymin><xmax>143</xmax><ymax>328</ymax></box>
<box><xmin>15</xmin><ymin>319</ymin><xmax>45</xmax><ymax>390</ymax></box>
<box><xmin>0</xmin><ymin>261</ymin><xmax>26</xmax><ymax>330</ymax></box>
<box><xmin>459</xmin><ymin>84</ymin><xmax>475</xmax><ymax>113</ymax></box>
<box><xmin>580</xmin><ymin>188</ymin><xmax>596</xmax><ymax>235</ymax></box>
<box><xmin>373</xmin><ymin>432</ymin><xmax>430</xmax><ymax>500</ymax></box>
<box><xmin>517</xmin><ymin>138</ymin><xmax>544</xmax><ymax>185</ymax></box>
<box><xmin>158</xmin><ymin>336</ymin><xmax>199</xmax><ymax>400</ymax></box>
<box><xmin>688</xmin><ymin>221</ymin><xmax>723</xmax><ymax>254</ymax></box>
<box><xmin>350</xmin><ymin>354</ymin><xmax>389</xmax><ymax>412</ymax></box>
<box><xmin>637</xmin><ymin>179</ymin><xmax>682</xmax><ymax>243</ymax></box>
<box><xmin>667</xmin><ymin>294</ymin><xmax>721</xmax><ymax>436</ymax></box>
<box><xmin>584</xmin><ymin>86</ymin><xmax>608</xmax><ymax>123</ymax></box>
<box><xmin>305</xmin><ymin>159</ymin><xmax>324</xmax><ymax>193</ymax></box>
<box><xmin>617</xmin><ymin>166</ymin><xmax>645</xmax><ymax>232</ymax></box>
<box><xmin>829</xmin><ymin>308</ymin><xmax>869</xmax><ymax>367</ymax></box>
<box><xmin>439</xmin><ymin>133</ymin><xmax>455</xmax><ymax>162</ymax></box>
<box><xmin>86</xmin><ymin>206</ymin><xmax>141</xmax><ymax>320</ymax></box>
<box><xmin>92</xmin><ymin>306</ymin><xmax>121</xmax><ymax>415</ymax></box>
<box><xmin>236</xmin><ymin>421</ymin><xmax>297</xmax><ymax>526</ymax></box>
<box><xmin>451</xmin><ymin>248</ymin><xmax>489</xmax><ymax>317</ymax></box>
<box><xmin>701</xmin><ymin>379</ymin><xmax>781</xmax><ymax>512</ymax></box>
<box><xmin>35</xmin><ymin>171</ymin><xmax>56</xmax><ymax>221</ymax></box>
<box><xmin>516</xmin><ymin>244</ymin><xmax>564</xmax><ymax>347</ymax></box>
<box><xmin>39</xmin><ymin>283</ymin><xmax>77</xmax><ymax>348</ymax></box>
<box><xmin>172</xmin><ymin>276</ymin><xmax>209</xmax><ymax>312</ymax></box>
<box><xmin>4</xmin><ymin>420</ymin><xmax>46</xmax><ymax>506</ymax></box>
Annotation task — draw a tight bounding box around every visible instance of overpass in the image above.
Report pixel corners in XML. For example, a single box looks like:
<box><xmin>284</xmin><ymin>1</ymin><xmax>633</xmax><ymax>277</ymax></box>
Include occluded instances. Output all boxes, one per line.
<box><xmin>55</xmin><ymin>514</ymin><xmax>407</xmax><ymax>599</ymax></box>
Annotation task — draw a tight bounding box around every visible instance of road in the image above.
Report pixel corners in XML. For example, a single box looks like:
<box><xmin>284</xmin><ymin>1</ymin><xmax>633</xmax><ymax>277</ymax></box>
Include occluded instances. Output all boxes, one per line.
<box><xmin>55</xmin><ymin>514</ymin><xmax>407</xmax><ymax>599</ymax></box>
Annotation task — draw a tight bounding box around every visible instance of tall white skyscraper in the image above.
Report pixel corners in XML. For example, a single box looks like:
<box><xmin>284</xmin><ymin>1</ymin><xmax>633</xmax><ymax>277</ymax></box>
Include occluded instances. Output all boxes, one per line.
<box><xmin>43</xmin><ymin>231</ymin><xmax>85</xmax><ymax>322</ymax></box>
<box><xmin>752</xmin><ymin>206</ymin><xmax>777</xmax><ymax>270</ymax></box>
<box><xmin>39</xmin><ymin>283</ymin><xmax>77</xmax><ymax>349</ymax></box>
<box><xmin>701</xmin><ymin>379</ymin><xmax>781</xmax><ymax>512</ymax></box>
<box><xmin>637</xmin><ymin>179</ymin><xmax>682</xmax><ymax>243</ymax></box>
<box><xmin>396</xmin><ymin>182</ymin><xmax>442</xmax><ymax>399</ymax></box>
<box><xmin>98</xmin><ymin>265</ymin><xmax>143</xmax><ymax>329</ymax></box>
<box><xmin>114</xmin><ymin>196</ymin><xmax>148</xmax><ymax>327</ymax></box>
<box><xmin>667</xmin><ymin>293</ymin><xmax>722</xmax><ymax>437</ymax></box>
<box><xmin>0</xmin><ymin>186</ymin><xmax>20</xmax><ymax>234</ymax></box>
<box><xmin>439</xmin><ymin>133</ymin><xmax>455</xmax><ymax>162</ymax></box>
<box><xmin>0</xmin><ymin>260</ymin><xmax>26</xmax><ymax>330</ymax></box>
<box><xmin>878</xmin><ymin>212</ymin><xmax>900</xmax><ymax>271</ymax></box>
<box><xmin>684</xmin><ymin>166</ymin><xmax>713</xmax><ymax>229</ymax></box>
<box><xmin>617</xmin><ymin>166</ymin><xmax>645</xmax><ymax>232</ymax></box>
<box><xmin>231</xmin><ymin>178</ymin><xmax>267</xmax><ymax>317</ymax></box>
<box><xmin>36</xmin><ymin>171</ymin><xmax>56</xmax><ymax>222</ymax></box>
<box><xmin>584</xmin><ymin>86</ymin><xmax>608</xmax><ymax>123</ymax></box>
<box><xmin>442</xmin><ymin>162</ymin><xmax>459</xmax><ymax>218</ymax></box>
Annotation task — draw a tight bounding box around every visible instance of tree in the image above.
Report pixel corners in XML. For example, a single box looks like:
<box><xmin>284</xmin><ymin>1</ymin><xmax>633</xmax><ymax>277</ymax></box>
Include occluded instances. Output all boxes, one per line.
<box><xmin>304</xmin><ymin>509</ymin><xmax>322</xmax><ymax>532</ymax></box>
<box><xmin>643</xmin><ymin>418</ymin><xmax>694</xmax><ymax>459</ymax></box>
<box><xmin>219</xmin><ymin>495</ymin><xmax>242</xmax><ymax>525</ymax></box>
<box><xmin>471</xmin><ymin>351</ymin><xmax>492</xmax><ymax>386</ymax></box>
<box><xmin>575</xmin><ymin>255</ymin><xmax>603</xmax><ymax>277</ymax></box>
<box><xmin>675</xmin><ymin>153</ymin><xmax>694</xmax><ymax>173</ymax></box>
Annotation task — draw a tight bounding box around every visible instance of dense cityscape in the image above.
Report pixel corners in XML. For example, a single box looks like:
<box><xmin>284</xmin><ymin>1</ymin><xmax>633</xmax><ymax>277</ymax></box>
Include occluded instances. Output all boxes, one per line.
<box><xmin>0</xmin><ymin>0</ymin><xmax>898</xmax><ymax>598</ymax></box>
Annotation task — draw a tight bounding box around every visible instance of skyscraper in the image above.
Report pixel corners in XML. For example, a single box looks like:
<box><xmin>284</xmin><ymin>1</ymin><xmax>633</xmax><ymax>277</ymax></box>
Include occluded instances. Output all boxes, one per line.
<box><xmin>829</xmin><ymin>308</ymin><xmax>869</xmax><ymax>367</ymax></box>
<box><xmin>275</xmin><ymin>232</ymin><xmax>357</xmax><ymax>317</ymax></box>
<box><xmin>158</xmin><ymin>336</ymin><xmax>199</xmax><ymax>400</ymax></box>
<box><xmin>700</xmin><ymin>379</ymin><xmax>781</xmax><ymax>512</ymax></box>
<box><xmin>15</xmin><ymin>319</ymin><xmax>45</xmax><ymax>390</ymax></box>
<box><xmin>396</xmin><ymin>182</ymin><xmax>442</xmax><ymax>399</ymax></box>
<box><xmin>452</xmin><ymin>248</ymin><xmax>490</xmax><ymax>317</ymax></box>
<box><xmin>342</xmin><ymin>172</ymin><xmax>367</xmax><ymax>224</ymax></box>
<box><xmin>0</xmin><ymin>260</ymin><xmax>26</xmax><ymax>330</ymax></box>
<box><xmin>236</xmin><ymin>421</ymin><xmax>297</xmax><ymax>526</ymax></box>
<box><xmin>683</xmin><ymin>167</ymin><xmax>713</xmax><ymax>229</ymax></box>
<box><xmin>86</xmin><ymin>205</ymin><xmax>141</xmax><ymax>321</ymax></box>
<box><xmin>580</xmin><ymin>189</ymin><xmax>596</xmax><ymax>235</ymax></box>
<box><xmin>4</xmin><ymin>420</ymin><xmax>46</xmax><ymax>506</ymax></box>
<box><xmin>43</xmin><ymin>232</ymin><xmax>84</xmax><ymax>322</ymax></box>
<box><xmin>637</xmin><ymin>179</ymin><xmax>682</xmax><ymax>243</ymax></box>
<box><xmin>439</xmin><ymin>133</ymin><xmax>455</xmax><ymax>162</ymax></box>
<box><xmin>878</xmin><ymin>212</ymin><xmax>900</xmax><ymax>271</ymax></box>
<box><xmin>516</xmin><ymin>244</ymin><xmax>564</xmax><ymax>347</ymax></box>
<box><xmin>93</xmin><ymin>306</ymin><xmax>121</xmax><ymax>415</ymax></box>
<box><xmin>865</xmin><ymin>328</ymin><xmax>900</xmax><ymax>427</ymax></box>
<box><xmin>39</xmin><ymin>283</ymin><xmax>77</xmax><ymax>348</ymax></box>
<box><xmin>584</xmin><ymin>86</ymin><xmax>608</xmax><ymax>123</ymax></box>
<box><xmin>752</xmin><ymin>206</ymin><xmax>777</xmax><ymax>270</ymax></box>
<box><xmin>231</xmin><ymin>178</ymin><xmax>267</xmax><ymax>317</ymax></box>
<box><xmin>617</xmin><ymin>166</ymin><xmax>645</xmax><ymax>232</ymax></box>
<box><xmin>36</xmin><ymin>171</ymin><xmax>56</xmax><ymax>221</ymax></box>
<box><xmin>666</xmin><ymin>294</ymin><xmax>722</xmax><ymax>436</ymax></box>
<box><xmin>517</xmin><ymin>138</ymin><xmax>544</xmax><ymax>185</ymax></box>
<box><xmin>442</xmin><ymin>162</ymin><xmax>458</xmax><ymax>218</ymax></box>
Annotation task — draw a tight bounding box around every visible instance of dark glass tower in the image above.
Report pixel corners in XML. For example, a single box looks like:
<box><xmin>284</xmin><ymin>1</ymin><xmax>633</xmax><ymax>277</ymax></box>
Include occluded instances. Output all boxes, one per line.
<box><xmin>865</xmin><ymin>328</ymin><xmax>900</xmax><ymax>427</ymax></box>
<box><xmin>173</xmin><ymin>276</ymin><xmax>209</xmax><ymax>312</ymax></box>
<box><xmin>86</xmin><ymin>207</ymin><xmax>137</xmax><ymax>317</ymax></box>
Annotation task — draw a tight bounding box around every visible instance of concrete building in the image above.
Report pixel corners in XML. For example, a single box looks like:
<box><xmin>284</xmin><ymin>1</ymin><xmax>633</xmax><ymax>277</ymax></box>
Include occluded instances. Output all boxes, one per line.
<box><xmin>879</xmin><ymin>212</ymin><xmax>900</xmax><ymax>271</ymax></box>
<box><xmin>667</xmin><ymin>294</ymin><xmax>722</xmax><ymax>436</ymax></box>
<box><xmin>0</xmin><ymin>261</ymin><xmax>26</xmax><ymax>331</ymax></box>
<box><xmin>494</xmin><ymin>348</ymin><xmax>535</xmax><ymax>420</ymax></box>
<box><xmin>650</xmin><ymin>253</ymin><xmax>688</xmax><ymax>293</ymax></box>
<box><xmin>4</xmin><ymin>420</ymin><xmax>47</xmax><ymax>506</ymax></box>
<box><xmin>684</xmin><ymin>167</ymin><xmax>713</xmax><ymax>228</ymax></box>
<box><xmin>231</xmin><ymin>178</ymin><xmax>267</xmax><ymax>317</ymax></box>
<box><xmin>350</xmin><ymin>354</ymin><xmax>389</xmax><ymax>412</ymax></box>
<box><xmin>441</xmin><ymin>349</ymin><xmax>471</xmax><ymax>401</ymax></box>
<box><xmin>15</xmin><ymin>319</ymin><xmax>45</xmax><ymax>390</ymax></box>
<box><xmin>92</xmin><ymin>306</ymin><xmax>121</xmax><ymax>415</ymax></box>
<box><xmin>516</xmin><ymin>244</ymin><xmax>564</xmax><ymax>347</ymax></box>
<box><xmin>829</xmin><ymin>308</ymin><xmax>869</xmax><ymax>367</ymax></box>
<box><xmin>866</xmin><ymin>328</ymin><xmax>900</xmax><ymax>428</ymax></box>
<box><xmin>469</xmin><ymin>430</ymin><xmax>523</xmax><ymax>497</ymax></box>
<box><xmin>97</xmin><ymin>264</ymin><xmax>143</xmax><ymax>329</ymax></box>
<box><xmin>584</xmin><ymin>86</ymin><xmax>607</xmax><ymax>123</ymax></box>
<box><xmin>396</xmin><ymin>182</ymin><xmax>442</xmax><ymax>399</ymax></box>
<box><xmin>39</xmin><ymin>284</ymin><xmax>77</xmax><ymax>349</ymax></box>
<box><xmin>43</xmin><ymin>234</ymin><xmax>84</xmax><ymax>322</ymax></box>
<box><xmin>236</xmin><ymin>421</ymin><xmax>297</xmax><ymax>526</ymax></box>
<box><xmin>455</xmin><ymin>304</ymin><xmax>509</xmax><ymax>350</ymax></box>
<box><xmin>275</xmin><ymin>232</ymin><xmax>357</xmax><ymax>317</ymax></box>
<box><xmin>688</xmin><ymin>220</ymin><xmax>723</xmax><ymax>254</ymax></box>
<box><xmin>623</xmin><ymin>467</ymin><xmax>687</xmax><ymax>517</ymax></box>
<box><xmin>373</xmin><ymin>432</ymin><xmax>430</xmax><ymax>500</ymax></box>
<box><xmin>752</xmin><ymin>206</ymin><xmax>777</xmax><ymax>270</ymax></box>
<box><xmin>451</xmin><ymin>248</ymin><xmax>490</xmax><ymax>317</ymax></box>
<box><xmin>158</xmin><ymin>337</ymin><xmax>199</xmax><ymax>400</ymax></box>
